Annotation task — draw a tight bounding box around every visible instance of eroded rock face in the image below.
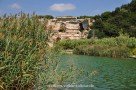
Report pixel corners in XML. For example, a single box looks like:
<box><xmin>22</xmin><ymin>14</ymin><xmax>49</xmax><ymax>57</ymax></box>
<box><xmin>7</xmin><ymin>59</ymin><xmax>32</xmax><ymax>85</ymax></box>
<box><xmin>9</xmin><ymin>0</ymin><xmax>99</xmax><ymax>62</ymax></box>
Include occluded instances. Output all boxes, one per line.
<box><xmin>46</xmin><ymin>16</ymin><xmax>94</xmax><ymax>42</ymax></box>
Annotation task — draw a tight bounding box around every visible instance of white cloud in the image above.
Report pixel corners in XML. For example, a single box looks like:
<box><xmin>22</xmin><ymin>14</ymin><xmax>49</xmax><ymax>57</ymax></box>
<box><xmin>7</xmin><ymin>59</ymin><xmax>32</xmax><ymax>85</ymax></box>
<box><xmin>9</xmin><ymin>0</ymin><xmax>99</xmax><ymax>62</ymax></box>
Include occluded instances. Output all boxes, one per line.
<box><xmin>50</xmin><ymin>3</ymin><xmax>76</xmax><ymax>12</ymax></box>
<box><xmin>10</xmin><ymin>3</ymin><xmax>21</xmax><ymax>9</ymax></box>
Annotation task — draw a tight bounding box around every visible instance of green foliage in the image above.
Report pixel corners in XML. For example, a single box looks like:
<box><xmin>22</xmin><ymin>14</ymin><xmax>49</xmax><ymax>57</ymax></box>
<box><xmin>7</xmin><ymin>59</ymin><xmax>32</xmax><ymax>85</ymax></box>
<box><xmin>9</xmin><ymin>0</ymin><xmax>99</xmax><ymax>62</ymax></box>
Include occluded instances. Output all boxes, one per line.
<box><xmin>73</xmin><ymin>45</ymin><xmax>130</xmax><ymax>58</ymax></box>
<box><xmin>0</xmin><ymin>13</ymin><xmax>49</xmax><ymax>90</ymax></box>
<box><xmin>87</xmin><ymin>29</ymin><xmax>106</xmax><ymax>39</ymax></box>
<box><xmin>55</xmin><ymin>39</ymin><xmax>93</xmax><ymax>50</ymax></box>
<box><xmin>0</xmin><ymin>13</ymin><xmax>83</xmax><ymax>90</ymax></box>
<box><xmin>132</xmin><ymin>48</ymin><xmax>136</xmax><ymax>55</ymax></box>
<box><xmin>87</xmin><ymin>30</ymin><xmax>94</xmax><ymax>38</ymax></box>
<box><xmin>55</xmin><ymin>35</ymin><xmax>136</xmax><ymax>58</ymax></box>
<box><xmin>93</xmin><ymin>19</ymin><xmax>104</xmax><ymax>30</ymax></box>
<box><xmin>37</xmin><ymin>15</ymin><xmax>54</xmax><ymax>19</ymax></box>
<box><xmin>77</xmin><ymin>15</ymin><xmax>93</xmax><ymax>19</ymax></box>
<box><xmin>93</xmin><ymin>0</ymin><xmax>136</xmax><ymax>38</ymax></box>
<box><xmin>101</xmin><ymin>11</ymin><xmax>111</xmax><ymax>21</ymax></box>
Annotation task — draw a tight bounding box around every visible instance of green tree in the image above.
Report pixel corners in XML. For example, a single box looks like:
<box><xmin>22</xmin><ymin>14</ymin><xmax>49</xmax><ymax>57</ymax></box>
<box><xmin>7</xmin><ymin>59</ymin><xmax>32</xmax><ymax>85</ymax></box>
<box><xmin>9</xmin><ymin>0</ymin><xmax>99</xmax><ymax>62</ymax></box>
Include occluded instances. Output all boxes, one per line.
<box><xmin>92</xmin><ymin>0</ymin><xmax>136</xmax><ymax>37</ymax></box>
<box><xmin>38</xmin><ymin>15</ymin><xmax>54</xmax><ymax>19</ymax></box>
<box><xmin>101</xmin><ymin>11</ymin><xmax>111</xmax><ymax>21</ymax></box>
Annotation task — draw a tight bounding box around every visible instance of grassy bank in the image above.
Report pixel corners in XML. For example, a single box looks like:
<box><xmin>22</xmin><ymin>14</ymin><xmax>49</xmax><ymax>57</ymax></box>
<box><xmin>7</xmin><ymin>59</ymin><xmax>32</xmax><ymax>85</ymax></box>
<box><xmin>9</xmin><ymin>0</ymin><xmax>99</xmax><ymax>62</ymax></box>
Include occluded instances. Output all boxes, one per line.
<box><xmin>55</xmin><ymin>35</ymin><xmax>136</xmax><ymax>58</ymax></box>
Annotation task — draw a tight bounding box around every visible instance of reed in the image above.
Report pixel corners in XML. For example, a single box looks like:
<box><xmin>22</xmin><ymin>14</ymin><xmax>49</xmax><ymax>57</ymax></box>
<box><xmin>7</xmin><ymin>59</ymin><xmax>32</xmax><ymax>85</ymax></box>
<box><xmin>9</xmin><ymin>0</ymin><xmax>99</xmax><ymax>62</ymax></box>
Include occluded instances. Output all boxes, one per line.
<box><xmin>0</xmin><ymin>13</ymin><xmax>87</xmax><ymax>90</ymax></box>
<box><xmin>56</xmin><ymin>35</ymin><xmax>136</xmax><ymax>58</ymax></box>
<box><xmin>0</xmin><ymin>13</ymin><xmax>49</xmax><ymax>89</ymax></box>
<box><xmin>73</xmin><ymin>45</ymin><xmax>131</xmax><ymax>58</ymax></box>
<box><xmin>55</xmin><ymin>39</ymin><xmax>93</xmax><ymax>49</ymax></box>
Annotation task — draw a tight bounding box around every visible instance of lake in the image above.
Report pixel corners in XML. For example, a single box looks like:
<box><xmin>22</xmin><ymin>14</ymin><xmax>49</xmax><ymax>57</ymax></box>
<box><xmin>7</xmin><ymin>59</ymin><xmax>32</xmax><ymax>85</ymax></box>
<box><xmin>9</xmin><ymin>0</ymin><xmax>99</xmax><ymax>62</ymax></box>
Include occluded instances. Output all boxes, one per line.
<box><xmin>58</xmin><ymin>55</ymin><xmax>136</xmax><ymax>90</ymax></box>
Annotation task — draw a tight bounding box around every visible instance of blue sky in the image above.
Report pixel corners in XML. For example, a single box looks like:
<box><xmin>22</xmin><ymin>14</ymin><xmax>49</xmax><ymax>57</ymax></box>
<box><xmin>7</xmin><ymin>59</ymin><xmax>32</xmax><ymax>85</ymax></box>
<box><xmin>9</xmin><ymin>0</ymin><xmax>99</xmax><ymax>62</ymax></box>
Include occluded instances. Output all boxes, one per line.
<box><xmin>0</xmin><ymin>0</ymin><xmax>132</xmax><ymax>16</ymax></box>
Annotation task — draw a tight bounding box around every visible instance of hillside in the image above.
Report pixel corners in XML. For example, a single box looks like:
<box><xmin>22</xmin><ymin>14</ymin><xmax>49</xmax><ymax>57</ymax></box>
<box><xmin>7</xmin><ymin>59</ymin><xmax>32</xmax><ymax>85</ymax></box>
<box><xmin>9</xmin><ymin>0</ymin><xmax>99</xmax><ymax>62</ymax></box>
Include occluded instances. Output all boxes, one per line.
<box><xmin>89</xmin><ymin>0</ymin><xmax>136</xmax><ymax>38</ymax></box>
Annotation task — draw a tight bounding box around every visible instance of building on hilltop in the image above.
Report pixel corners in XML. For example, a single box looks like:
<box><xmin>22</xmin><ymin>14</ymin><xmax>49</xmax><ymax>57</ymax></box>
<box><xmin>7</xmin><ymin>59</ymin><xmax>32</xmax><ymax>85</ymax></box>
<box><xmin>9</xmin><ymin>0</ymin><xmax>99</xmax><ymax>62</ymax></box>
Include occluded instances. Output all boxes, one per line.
<box><xmin>46</xmin><ymin>16</ymin><xmax>94</xmax><ymax>42</ymax></box>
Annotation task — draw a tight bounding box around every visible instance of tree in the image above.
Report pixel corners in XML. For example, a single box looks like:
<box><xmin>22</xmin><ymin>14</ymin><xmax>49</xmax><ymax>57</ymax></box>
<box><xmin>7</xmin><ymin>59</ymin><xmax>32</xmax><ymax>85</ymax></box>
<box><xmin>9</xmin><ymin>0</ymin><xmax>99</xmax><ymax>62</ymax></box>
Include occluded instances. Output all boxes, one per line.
<box><xmin>129</xmin><ymin>0</ymin><xmax>136</xmax><ymax>12</ymax></box>
<box><xmin>103</xmin><ymin>23</ymin><xmax>119</xmax><ymax>37</ymax></box>
<box><xmin>92</xmin><ymin>0</ymin><xmax>136</xmax><ymax>37</ymax></box>
<box><xmin>78</xmin><ymin>15</ymin><xmax>92</xmax><ymax>19</ymax></box>
<box><xmin>101</xmin><ymin>11</ymin><xmax>111</xmax><ymax>21</ymax></box>
<box><xmin>38</xmin><ymin>15</ymin><xmax>54</xmax><ymax>19</ymax></box>
<box><xmin>87</xmin><ymin>29</ymin><xmax>106</xmax><ymax>39</ymax></box>
<box><xmin>93</xmin><ymin>19</ymin><xmax>104</xmax><ymax>30</ymax></box>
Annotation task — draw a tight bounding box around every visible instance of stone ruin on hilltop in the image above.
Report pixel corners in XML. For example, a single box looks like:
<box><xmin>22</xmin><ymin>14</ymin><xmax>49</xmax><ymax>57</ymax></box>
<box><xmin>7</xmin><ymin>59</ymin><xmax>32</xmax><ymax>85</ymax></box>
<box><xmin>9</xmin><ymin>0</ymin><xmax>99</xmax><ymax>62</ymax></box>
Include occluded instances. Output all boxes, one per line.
<box><xmin>46</xmin><ymin>16</ymin><xmax>94</xmax><ymax>42</ymax></box>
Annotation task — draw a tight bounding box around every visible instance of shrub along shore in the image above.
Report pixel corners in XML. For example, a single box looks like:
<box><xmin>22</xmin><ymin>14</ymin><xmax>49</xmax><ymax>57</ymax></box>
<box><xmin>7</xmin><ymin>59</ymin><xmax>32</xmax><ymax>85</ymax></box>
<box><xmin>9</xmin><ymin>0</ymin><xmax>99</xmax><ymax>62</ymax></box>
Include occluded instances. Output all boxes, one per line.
<box><xmin>55</xmin><ymin>35</ymin><xmax>136</xmax><ymax>58</ymax></box>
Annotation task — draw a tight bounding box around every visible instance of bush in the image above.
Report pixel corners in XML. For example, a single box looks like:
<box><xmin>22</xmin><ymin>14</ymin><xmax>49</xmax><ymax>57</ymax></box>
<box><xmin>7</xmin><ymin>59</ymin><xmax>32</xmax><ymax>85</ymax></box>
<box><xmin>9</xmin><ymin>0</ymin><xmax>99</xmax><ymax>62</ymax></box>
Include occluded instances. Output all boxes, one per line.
<box><xmin>56</xmin><ymin>35</ymin><xmax>136</xmax><ymax>51</ymax></box>
<box><xmin>73</xmin><ymin>45</ymin><xmax>131</xmax><ymax>58</ymax></box>
<box><xmin>132</xmin><ymin>48</ymin><xmax>136</xmax><ymax>55</ymax></box>
<box><xmin>55</xmin><ymin>39</ymin><xmax>93</xmax><ymax>49</ymax></box>
<box><xmin>56</xmin><ymin>35</ymin><xmax>136</xmax><ymax>58</ymax></box>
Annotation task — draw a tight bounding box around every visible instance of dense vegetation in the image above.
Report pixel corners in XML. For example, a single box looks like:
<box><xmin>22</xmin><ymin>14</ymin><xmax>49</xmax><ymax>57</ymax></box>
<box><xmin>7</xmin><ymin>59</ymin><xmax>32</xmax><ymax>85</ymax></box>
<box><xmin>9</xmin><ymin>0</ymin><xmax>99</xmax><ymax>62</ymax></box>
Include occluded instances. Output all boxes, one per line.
<box><xmin>0</xmin><ymin>13</ymin><xmax>45</xmax><ymax>89</ymax></box>
<box><xmin>87</xmin><ymin>0</ymin><xmax>136</xmax><ymax>38</ymax></box>
<box><xmin>57</xmin><ymin>0</ymin><xmax>136</xmax><ymax>58</ymax></box>
<box><xmin>55</xmin><ymin>35</ymin><xmax>136</xmax><ymax>58</ymax></box>
<box><xmin>0</xmin><ymin>13</ymin><xmax>83</xmax><ymax>90</ymax></box>
<box><xmin>37</xmin><ymin>15</ymin><xmax>54</xmax><ymax>19</ymax></box>
<box><xmin>55</xmin><ymin>39</ymin><xmax>93</xmax><ymax>50</ymax></box>
<box><xmin>77</xmin><ymin>15</ymin><xmax>93</xmax><ymax>19</ymax></box>
<box><xmin>0</xmin><ymin>0</ymin><xmax>136</xmax><ymax>89</ymax></box>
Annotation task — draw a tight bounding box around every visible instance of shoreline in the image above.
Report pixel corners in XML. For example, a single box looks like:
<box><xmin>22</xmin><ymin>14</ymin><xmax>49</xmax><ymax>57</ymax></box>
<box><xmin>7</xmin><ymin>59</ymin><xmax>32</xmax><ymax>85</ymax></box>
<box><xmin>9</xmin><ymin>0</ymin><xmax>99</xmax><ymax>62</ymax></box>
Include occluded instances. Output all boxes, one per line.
<box><xmin>60</xmin><ymin>49</ymin><xmax>136</xmax><ymax>59</ymax></box>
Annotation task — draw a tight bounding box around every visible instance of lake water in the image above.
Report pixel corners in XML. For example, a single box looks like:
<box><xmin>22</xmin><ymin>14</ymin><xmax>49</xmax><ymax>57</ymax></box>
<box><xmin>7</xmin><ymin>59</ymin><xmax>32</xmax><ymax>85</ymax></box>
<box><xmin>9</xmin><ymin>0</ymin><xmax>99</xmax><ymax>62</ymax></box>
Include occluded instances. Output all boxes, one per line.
<box><xmin>59</xmin><ymin>55</ymin><xmax>136</xmax><ymax>90</ymax></box>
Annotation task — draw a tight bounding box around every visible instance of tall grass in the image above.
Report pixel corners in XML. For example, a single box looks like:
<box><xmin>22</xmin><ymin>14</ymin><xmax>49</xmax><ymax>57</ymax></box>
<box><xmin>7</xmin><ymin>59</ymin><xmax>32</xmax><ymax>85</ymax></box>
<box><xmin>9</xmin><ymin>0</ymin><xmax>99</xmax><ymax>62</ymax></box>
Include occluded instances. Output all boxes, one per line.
<box><xmin>73</xmin><ymin>45</ymin><xmax>131</xmax><ymax>58</ymax></box>
<box><xmin>55</xmin><ymin>39</ymin><xmax>94</xmax><ymax>50</ymax></box>
<box><xmin>0</xmin><ymin>13</ymin><xmax>49</xmax><ymax>89</ymax></box>
<box><xmin>55</xmin><ymin>35</ymin><xmax>136</xmax><ymax>58</ymax></box>
<box><xmin>0</xmin><ymin>13</ymin><xmax>89</xmax><ymax>90</ymax></box>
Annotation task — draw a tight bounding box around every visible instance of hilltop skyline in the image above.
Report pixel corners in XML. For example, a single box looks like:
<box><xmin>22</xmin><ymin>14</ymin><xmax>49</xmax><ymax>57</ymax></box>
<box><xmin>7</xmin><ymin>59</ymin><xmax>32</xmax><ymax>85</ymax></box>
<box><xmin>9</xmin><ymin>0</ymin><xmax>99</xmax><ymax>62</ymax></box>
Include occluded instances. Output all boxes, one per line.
<box><xmin>0</xmin><ymin>0</ymin><xmax>132</xmax><ymax>16</ymax></box>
